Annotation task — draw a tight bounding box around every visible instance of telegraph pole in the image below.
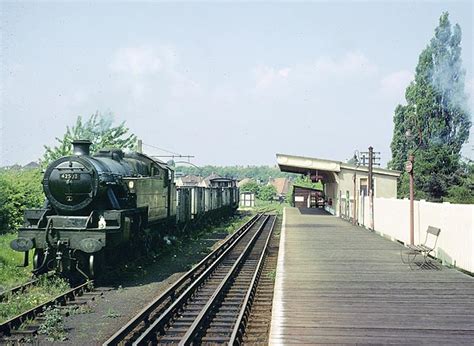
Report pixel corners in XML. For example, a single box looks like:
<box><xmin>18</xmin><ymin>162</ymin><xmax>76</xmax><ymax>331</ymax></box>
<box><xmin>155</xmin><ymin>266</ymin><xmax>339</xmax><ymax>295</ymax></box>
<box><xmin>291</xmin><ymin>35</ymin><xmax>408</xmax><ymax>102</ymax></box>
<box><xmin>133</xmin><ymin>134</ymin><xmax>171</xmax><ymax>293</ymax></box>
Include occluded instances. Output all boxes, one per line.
<box><xmin>368</xmin><ymin>146</ymin><xmax>374</xmax><ymax>230</ymax></box>
<box><xmin>353</xmin><ymin>172</ymin><xmax>357</xmax><ymax>225</ymax></box>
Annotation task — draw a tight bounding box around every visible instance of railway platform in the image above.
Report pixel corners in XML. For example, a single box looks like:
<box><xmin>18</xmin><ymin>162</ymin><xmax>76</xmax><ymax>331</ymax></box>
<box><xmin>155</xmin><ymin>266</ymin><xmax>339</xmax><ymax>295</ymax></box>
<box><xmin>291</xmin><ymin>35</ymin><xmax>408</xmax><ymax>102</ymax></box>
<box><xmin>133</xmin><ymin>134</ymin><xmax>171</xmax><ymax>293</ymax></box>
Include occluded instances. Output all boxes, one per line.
<box><xmin>269</xmin><ymin>207</ymin><xmax>474</xmax><ymax>344</ymax></box>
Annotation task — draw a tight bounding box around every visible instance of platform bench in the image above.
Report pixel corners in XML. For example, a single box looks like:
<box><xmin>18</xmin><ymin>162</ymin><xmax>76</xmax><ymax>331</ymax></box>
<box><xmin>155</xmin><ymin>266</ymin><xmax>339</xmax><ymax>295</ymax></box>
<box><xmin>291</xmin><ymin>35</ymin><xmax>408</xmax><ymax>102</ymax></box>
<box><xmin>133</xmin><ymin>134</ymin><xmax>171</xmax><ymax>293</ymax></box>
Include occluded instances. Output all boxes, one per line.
<box><xmin>401</xmin><ymin>226</ymin><xmax>441</xmax><ymax>269</ymax></box>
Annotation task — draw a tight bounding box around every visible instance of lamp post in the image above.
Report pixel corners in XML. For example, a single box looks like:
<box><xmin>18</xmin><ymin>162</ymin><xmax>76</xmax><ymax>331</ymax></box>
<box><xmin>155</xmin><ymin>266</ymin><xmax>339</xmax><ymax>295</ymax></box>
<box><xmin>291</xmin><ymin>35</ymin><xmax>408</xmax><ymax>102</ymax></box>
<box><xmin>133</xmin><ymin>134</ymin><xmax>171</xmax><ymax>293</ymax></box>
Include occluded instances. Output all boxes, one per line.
<box><xmin>405</xmin><ymin>128</ymin><xmax>422</xmax><ymax>246</ymax></box>
<box><xmin>406</xmin><ymin>154</ymin><xmax>415</xmax><ymax>245</ymax></box>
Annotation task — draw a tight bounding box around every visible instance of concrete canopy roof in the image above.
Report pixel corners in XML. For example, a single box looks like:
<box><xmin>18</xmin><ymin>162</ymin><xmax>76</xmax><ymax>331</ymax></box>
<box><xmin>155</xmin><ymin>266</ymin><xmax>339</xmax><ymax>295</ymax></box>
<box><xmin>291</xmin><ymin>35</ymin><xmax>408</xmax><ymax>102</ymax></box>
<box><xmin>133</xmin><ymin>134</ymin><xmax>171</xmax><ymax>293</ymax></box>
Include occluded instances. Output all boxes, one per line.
<box><xmin>276</xmin><ymin>153</ymin><xmax>401</xmax><ymax>183</ymax></box>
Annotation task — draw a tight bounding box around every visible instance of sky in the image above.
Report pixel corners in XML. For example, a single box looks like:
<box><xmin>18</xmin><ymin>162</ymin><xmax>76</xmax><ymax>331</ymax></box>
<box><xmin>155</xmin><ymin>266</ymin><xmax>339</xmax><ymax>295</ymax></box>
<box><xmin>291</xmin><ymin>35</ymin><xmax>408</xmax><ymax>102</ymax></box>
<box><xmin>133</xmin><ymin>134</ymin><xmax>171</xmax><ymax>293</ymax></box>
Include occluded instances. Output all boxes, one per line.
<box><xmin>1</xmin><ymin>0</ymin><xmax>473</xmax><ymax>167</ymax></box>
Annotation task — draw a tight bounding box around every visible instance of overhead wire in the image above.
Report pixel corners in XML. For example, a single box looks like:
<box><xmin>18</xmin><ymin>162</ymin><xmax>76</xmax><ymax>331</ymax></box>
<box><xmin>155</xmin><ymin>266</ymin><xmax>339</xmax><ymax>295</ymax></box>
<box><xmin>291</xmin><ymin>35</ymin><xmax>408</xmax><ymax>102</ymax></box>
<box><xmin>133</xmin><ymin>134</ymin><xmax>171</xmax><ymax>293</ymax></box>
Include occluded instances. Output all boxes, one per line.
<box><xmin>142</xmin><ymin>142</ymin><xmax>181</xmax><ymax>156</ymax></box>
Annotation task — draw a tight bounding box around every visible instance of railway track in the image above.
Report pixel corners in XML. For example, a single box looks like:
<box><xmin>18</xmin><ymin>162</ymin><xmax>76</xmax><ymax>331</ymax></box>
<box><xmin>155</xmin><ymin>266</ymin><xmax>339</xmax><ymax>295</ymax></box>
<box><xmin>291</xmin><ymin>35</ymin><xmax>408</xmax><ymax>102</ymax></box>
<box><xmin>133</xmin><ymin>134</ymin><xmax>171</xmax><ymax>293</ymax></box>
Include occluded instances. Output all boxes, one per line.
<box><xmin>0</xmin><ymin>271</ymin><xmax>60</xmax><ymax>303</ymax></box>
<box><xmin>0</xmin><ymin>280</ymin><xmax>104</xmax><ymax>342</ymax></box>
<box><xmin>104</xmin><ymin>213</ymin><xmax>276</xmax><ymax>345</ymax></box>
<box><xmin>241</xmin><ymin>216</ymin><xmax>280</xmax><ymax>344</ymax></box>
<box><xmin>0</xmin><ymin>278</ymin><xmax>41</xmax><ymax>303</ymax></box>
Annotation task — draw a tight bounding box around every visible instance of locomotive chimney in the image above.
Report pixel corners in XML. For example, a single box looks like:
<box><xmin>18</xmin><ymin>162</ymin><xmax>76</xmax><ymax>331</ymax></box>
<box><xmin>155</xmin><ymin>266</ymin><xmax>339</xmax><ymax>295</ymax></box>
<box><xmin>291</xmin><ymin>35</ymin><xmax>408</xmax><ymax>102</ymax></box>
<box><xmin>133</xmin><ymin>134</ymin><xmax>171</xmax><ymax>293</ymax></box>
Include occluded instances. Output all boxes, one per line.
<box><xmin>72</xmin><ymin>139</ymin><xmax>92</xmax><ymax>156</ymax></box>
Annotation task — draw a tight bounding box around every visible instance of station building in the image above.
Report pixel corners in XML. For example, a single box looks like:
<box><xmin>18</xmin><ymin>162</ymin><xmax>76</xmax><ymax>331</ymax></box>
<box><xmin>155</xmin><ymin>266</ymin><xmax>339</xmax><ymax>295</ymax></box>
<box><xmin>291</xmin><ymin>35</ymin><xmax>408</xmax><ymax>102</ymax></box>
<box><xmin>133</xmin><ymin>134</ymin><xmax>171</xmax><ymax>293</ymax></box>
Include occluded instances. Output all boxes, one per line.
<box><xmin>277</xmin><ymin>153</ymin><xmax>401</xmax><ymax>216</ymax></box>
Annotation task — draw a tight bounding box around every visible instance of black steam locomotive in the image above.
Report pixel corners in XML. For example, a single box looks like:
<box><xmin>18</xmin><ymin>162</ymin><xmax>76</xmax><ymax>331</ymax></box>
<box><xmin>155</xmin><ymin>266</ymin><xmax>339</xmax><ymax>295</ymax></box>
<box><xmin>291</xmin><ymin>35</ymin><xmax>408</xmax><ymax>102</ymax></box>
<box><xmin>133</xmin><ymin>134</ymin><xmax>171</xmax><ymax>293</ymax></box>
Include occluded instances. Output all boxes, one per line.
<box><xmin>10</xmin><ymin>140</ymin><xmax>239</xmax><ymax>278</ymax></box>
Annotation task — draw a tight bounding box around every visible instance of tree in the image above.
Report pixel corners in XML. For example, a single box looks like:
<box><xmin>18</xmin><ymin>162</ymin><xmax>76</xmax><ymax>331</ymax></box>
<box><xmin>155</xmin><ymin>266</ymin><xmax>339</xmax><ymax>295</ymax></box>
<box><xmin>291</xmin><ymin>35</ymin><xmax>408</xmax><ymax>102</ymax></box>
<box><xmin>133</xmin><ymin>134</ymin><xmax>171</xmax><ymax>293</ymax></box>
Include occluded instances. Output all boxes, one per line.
<box><xmin>0</xmin><ymin>169</ymin><xmax>44</xmax><ymax>231</ymax></box>
<box><xmin>42</xmin><ymin>112</ymin><xmax>137</xmax><ymax>165</ymax></box>
<box><xmin>389</xmin><ymin>12</ymin><xmax>471</xmax><ymax>201</ymax></box>
<box><xmin>175</xmin><ymin>165</ymin><xmax>293</xmax><ymax>182</ymax></box>
<box><xmin>292</xmin><ymin>176</ymin><xmax>323</xmax><ymax>190</ymax></box>
<box><xmin>446</xmin><ymin>160</ymin><xmax>474</xmax><ymax>204</ymax></box>
<box><xmin>258</xmin><ymin>185</ymin><xmax>277</xmax><ymax>201</ymax></box>
<box><xmin>239</xmin><ymin>180</ymin><xmax>260</xmax><ymax>194</ymax></box>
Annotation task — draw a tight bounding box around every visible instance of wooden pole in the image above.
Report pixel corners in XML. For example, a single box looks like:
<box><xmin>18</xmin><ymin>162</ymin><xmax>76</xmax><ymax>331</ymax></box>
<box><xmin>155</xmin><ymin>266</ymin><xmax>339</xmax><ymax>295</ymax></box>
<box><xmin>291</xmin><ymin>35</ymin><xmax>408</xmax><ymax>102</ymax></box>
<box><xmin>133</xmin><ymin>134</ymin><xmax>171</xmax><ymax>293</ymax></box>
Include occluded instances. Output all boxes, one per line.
<box><xmin>409</xmin><ymin>154</ymin><xmax>415</xmax><ymax>245</ymax></box>
<box><xmin>368</xmin><ymin>147</ymin><xmax>374</xmax><ymax>230</ymax></box>
<box><xmin>352</xmin><ymin>172</ymin><xmax>357</xmax><ymax>225</ymax></box>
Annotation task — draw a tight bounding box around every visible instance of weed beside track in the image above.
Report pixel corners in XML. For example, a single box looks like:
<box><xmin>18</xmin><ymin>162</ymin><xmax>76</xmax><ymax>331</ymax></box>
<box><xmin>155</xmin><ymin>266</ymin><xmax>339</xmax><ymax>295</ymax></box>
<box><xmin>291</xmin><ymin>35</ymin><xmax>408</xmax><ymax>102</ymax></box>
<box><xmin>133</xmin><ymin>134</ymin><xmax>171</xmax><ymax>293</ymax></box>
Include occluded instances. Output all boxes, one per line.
<box><xmin>0</xmin><ymin>275</ymin><xmax>70</xmax><ymax>324</ymax></box>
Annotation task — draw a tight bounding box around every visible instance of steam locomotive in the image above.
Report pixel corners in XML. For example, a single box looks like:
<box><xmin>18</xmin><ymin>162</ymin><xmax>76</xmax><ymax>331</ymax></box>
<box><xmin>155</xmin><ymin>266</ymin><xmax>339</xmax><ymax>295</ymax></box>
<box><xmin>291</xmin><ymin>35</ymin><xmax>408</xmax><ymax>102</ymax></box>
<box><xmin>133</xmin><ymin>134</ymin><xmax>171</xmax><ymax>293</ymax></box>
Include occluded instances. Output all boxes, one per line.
<box><xmin>10</xmin><ymin>140</ymin><xmax>239</xmax><ymax>278</ymax></box>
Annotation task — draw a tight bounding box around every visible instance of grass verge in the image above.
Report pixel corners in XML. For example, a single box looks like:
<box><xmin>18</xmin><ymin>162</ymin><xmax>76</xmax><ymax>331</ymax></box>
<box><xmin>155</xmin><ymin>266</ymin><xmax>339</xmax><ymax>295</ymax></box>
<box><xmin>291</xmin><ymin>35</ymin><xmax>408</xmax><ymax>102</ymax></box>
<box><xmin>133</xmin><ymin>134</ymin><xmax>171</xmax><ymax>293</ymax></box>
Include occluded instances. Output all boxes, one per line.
<box><xmin>254</xmin><ymin>200</ymin><xmax>289</xmax><ymax>215</ymax></box>
<box><xmin>0</xmin><ymin>275</ymin><xmax>70</xmax><ymax>324</ymax></box>
<box><xmin>0</xmin><ymin>232</ymin><xmax>33</xmax><ymax>292</ymax></box>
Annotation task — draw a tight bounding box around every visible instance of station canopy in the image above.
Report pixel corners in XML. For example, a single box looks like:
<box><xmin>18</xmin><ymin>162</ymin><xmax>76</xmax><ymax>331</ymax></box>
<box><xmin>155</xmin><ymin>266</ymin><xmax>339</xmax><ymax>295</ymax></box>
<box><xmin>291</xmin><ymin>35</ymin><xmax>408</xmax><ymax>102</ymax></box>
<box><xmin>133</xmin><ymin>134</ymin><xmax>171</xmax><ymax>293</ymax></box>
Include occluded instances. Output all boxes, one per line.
<box><xmin>276</xmin><ymin>153</ymin><xmax>340</xmax><ymax>183</ymax></box>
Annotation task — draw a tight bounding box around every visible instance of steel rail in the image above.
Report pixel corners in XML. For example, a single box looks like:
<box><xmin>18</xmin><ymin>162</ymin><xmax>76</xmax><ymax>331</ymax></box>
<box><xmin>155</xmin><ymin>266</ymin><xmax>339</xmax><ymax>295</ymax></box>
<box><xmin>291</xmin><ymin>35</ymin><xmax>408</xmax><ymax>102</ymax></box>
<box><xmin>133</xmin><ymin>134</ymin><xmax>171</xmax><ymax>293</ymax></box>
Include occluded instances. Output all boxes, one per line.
<box><xmin>229</xmin><ymin>215</ymin><xmax>277</xmax><ymax>345</ymax></box>
<box><xmin>0</xmin><ymin>280</ymin><xmax>93</xmax><ymax>337</ymax></box>
<box><xmin>132</xmin><ymin>215</ymin><xmax>270</xmax><ymax>346</ymax></box>
<box><xmin>103</xmin><ymin>213</ymin><xmax>262</xmax><ymax>346</ymax></box>
<box><xmin>0</xmin><ymin>278</ymin><xmax>40</xmax><ymax>302</ymax></box>
<box><xmin>0</xmin><ymin>272</ymin><xmax>55</xmax><ymax>302</ymax></box>
<box><xmin>179</xmin><ymin>215</ymin><xmax>272</xmax><ymax>345</ymax></box>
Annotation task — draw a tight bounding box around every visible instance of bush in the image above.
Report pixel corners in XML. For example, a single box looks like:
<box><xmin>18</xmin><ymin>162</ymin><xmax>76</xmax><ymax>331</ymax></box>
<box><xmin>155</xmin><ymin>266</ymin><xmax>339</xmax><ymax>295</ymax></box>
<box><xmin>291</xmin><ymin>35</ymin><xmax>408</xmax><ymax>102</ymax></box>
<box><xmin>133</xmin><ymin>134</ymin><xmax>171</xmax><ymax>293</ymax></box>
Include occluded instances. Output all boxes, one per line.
<box><xmin>0</xmin><ymin>169</ymin><xmax>44</xmax><ymax>232</ymax></box>
<box><xmin>258</xmin><ymin>185</ymin><xmax>277</xmax><ymax>201</ymax></box>
<box><xmin>445</xmin><ymin>184</ymin><xmax>474</xmax><ymax>204</ymax></box>
<box><xmin>240</xmin><ymin>180</ymin><xmax>259</xmax><ymax>194</ymax></box>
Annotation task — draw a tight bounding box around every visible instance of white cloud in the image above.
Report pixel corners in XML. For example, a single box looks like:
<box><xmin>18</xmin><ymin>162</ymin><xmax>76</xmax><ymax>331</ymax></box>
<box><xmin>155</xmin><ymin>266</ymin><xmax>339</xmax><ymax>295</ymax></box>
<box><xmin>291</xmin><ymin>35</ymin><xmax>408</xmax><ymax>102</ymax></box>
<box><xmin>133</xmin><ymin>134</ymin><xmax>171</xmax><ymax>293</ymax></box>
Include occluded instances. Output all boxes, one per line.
<box><xmin>380</xmin><ymin>70</ymin><xmax>413</xmax><ymax>100</ymax></box>
<box><xmin>109</xmin><ymin>46</ymin><xmax>176</xmax><ymax>76</ymax></box>
<box><xmin>253</xmin><ymin>51</ymin><xmax>378</xmax><ymax>92</ymax></box>
<box><xmin>254</xmin><ymin>66</ymin><xmax>292</xmax><ymax>90</ymax></box>
<box><xmin>312</xmin><ymin>51</ymin><xmax>378</xmax><ymax>77</ymax></box>
<box><xmin>108</xmin><ymin>45</ymin><xmax>203</xmax><ymax>105</ymax></box>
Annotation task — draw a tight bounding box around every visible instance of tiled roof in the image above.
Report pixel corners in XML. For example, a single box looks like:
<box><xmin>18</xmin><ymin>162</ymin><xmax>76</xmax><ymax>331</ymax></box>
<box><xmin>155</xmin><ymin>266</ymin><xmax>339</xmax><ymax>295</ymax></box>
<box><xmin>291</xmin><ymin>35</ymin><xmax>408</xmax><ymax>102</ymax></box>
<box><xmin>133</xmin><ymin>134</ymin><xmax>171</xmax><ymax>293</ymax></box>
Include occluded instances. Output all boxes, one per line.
<box><xmin>269</xmin><ymin>177</ymin><xmax>291</xmax><ymax>195</ymax></box>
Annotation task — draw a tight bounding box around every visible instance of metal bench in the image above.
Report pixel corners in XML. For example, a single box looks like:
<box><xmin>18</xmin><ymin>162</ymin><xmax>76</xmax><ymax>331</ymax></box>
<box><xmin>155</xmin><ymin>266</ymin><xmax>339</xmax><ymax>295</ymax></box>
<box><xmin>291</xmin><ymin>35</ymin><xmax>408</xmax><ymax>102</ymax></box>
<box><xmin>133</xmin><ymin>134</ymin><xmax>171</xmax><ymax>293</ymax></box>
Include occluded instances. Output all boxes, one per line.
<box><xmin>401</xmin><ymin>226</ymin><xmax>441</xmax><ymax>269</ymax></box>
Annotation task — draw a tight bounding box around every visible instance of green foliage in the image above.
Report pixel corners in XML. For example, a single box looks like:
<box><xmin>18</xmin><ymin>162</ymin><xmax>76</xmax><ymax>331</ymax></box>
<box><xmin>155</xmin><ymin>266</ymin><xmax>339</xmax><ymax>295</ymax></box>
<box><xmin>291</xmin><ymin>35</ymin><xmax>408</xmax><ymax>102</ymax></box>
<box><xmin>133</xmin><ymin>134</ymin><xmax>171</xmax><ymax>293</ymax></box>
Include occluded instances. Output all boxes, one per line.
<box><xmin>103</xmin><ymin>308</ymin><xmax>121</xmax><ymax>318</ymax></box>
<box><xmin>240</xmin><ymin>180</ymin><xmax>259</xmax><ymax>194</ymax></box>
<box><xmin>292</xmin><ymin>176</ymin><xmax>323</xmax><ymax>190</ymax></box>
<box><xmin>176</xmin><ymin>165</ymin><xmax>293</xmax><ymax>182</ymax></box>
<box><xmin>1</xmin><ymin>276</ymin><xmax>70</xmax><ymax>324</ymax></box>
<box><xmin>42</xmin><ymin>112</ymin><xmax>137</xmax><ymax>166</ymax></box>
<box><xmin>38</xmin><ymin>306</ymin><xmax>67</xmax><ymax>341</ymax></box>
<box><xmin>389</xmin><ymin>12</ymin><xmax>471</xmax><ymax>201</ymax></box>
<box><xmin>0</xmin><ymin>233</ymin><xmax>33</xmax><ymax>290</ymax></box>
<box><xmin>0</xmin><ymin>169</ymin><xmax>44</xmax><ymax>232</ymax></box>
<box><xmin>239</xmin><ymin>180</ymin><xmax>278</xmax><ymax>201</ymax></box>
<box><xmin>258</xmin><ymin>185</ymin><xmax>277</xmax><ymax>201</ymax></box>
<box><xmin>445</xmin><ymin>161</ymin><xmax>474</xmax><ymax>203</ymax></box>
<box><xmin>254</xmin><ymin>199</ymin><xmax>289</xmax><ymax>215</ymax></box>
<box><xmin>266</xmin><ymin>269</ymin><xmax>276</xmax><ymax>282</ymax></box>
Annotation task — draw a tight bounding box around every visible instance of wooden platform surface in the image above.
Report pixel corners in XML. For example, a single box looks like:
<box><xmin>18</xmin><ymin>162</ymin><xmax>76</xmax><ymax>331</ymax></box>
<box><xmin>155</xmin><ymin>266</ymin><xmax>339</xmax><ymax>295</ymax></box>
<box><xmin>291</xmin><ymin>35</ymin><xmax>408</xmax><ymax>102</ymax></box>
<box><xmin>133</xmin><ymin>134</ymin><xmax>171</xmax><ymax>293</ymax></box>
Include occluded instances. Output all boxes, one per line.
<box><xmin>269</xmin><ymin>207</ymin><xmax>474</xmax><ymax>344</ymax></box>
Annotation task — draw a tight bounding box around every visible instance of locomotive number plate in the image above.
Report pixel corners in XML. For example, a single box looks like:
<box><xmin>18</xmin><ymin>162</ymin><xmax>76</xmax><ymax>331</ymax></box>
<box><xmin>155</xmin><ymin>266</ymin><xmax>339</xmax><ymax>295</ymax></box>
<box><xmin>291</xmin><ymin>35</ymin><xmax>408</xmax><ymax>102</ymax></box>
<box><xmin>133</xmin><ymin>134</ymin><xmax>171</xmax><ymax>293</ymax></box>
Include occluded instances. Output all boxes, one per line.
<box><xmin>60</xmin><ymin>173</ymin><xmax>80</xmax><ymax>180</ymax></box>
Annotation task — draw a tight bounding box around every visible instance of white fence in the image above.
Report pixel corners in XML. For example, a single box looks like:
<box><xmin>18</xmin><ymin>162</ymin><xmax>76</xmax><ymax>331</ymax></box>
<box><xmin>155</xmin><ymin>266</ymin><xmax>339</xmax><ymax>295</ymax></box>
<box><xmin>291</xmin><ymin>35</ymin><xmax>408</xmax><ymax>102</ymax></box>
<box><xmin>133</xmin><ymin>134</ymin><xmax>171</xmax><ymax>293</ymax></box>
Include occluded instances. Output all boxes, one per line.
<box><xmin>350</xmin><ymin>196</ymin><xmax>474</xmax><ymax>273</ymax></box>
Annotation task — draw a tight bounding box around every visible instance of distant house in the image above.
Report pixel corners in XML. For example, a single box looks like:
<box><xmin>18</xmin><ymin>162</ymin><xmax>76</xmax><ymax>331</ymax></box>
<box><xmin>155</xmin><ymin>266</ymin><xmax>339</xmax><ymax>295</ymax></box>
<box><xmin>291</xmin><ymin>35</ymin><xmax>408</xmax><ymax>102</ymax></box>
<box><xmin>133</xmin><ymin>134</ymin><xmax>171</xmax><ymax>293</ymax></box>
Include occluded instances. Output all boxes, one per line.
<box><xmin>268</xmin><ymin>177</ymin><xmax>292</xmax><ymax>199</ymax></box>
<box><xmin>200</xmin><ymin>174</ymin><xmax>237</xmax><ymax>188</ymax></box>
<box><xmin>237</xmin><ymin>178</ymin><xmax>254</xmax><ymax>188</ymax></box>
<box><xmin>175</xmin><ymin>174</ymin><xmax>203</xmax><ymax>187</ymax></box>
<box><xmin>7</xmin><ymin>164</ymin><xmax>22</xmax><ymax>170</ymax></box>
<box><xmin>23</xmin><ymin>161</ymin><xmax>40</xmax><ymax>170</ymax></box>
